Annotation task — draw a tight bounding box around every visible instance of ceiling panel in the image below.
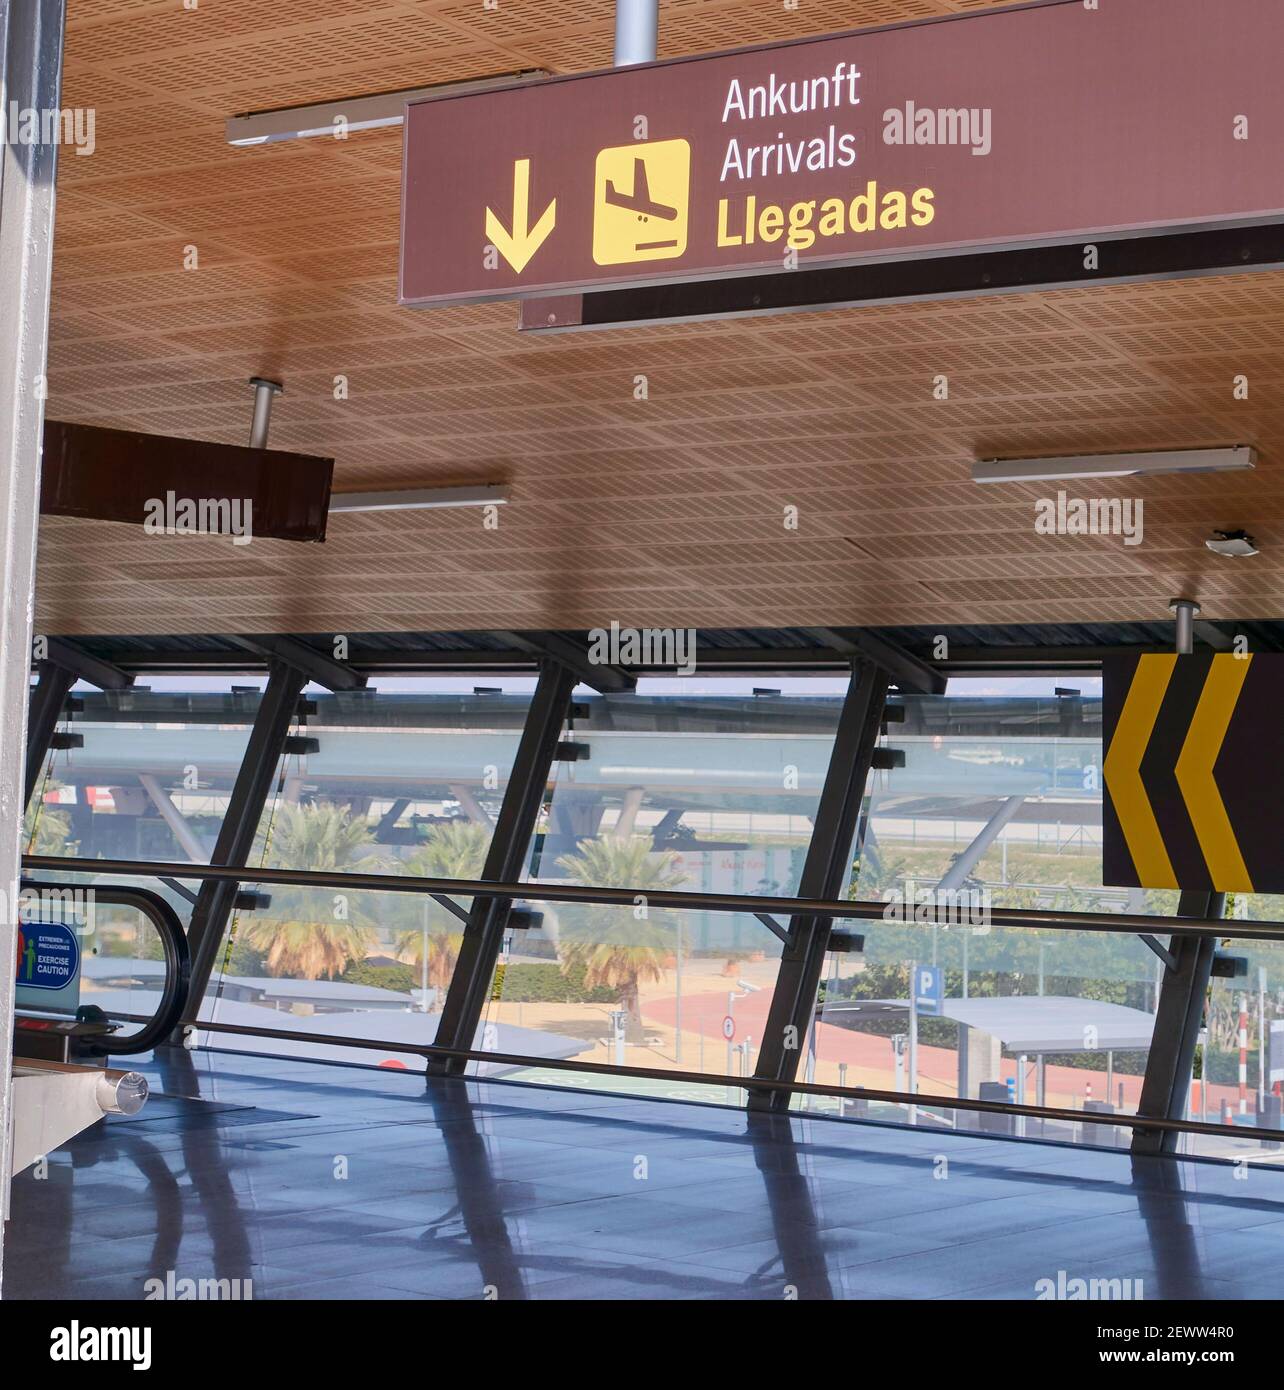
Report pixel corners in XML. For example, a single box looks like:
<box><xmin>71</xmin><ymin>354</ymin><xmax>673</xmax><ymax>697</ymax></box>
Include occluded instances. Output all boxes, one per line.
<box><xmin>38</xmin><ymin>0</ymin><xmax>1284</xmax><ymax>636</ymax></box>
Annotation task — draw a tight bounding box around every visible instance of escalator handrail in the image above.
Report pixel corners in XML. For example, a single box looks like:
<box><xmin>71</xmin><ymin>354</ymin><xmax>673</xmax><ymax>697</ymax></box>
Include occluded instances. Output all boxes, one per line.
<box><xmin>19</xmin><ymin>878</ymin><xmax>190</xmax><ymax>1056</ymax></box>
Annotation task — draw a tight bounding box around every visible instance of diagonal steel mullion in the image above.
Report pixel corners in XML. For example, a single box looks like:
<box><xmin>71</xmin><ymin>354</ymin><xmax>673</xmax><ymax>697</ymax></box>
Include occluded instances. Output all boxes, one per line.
<box><xmin>24</xmin><ymin>659</ymin><xmax>75</xmax><ymax>809</ymax></box>
<box><xmin>427</xmin><ymin>660</ymin><xmax>576</xmax><ymax>1076</ymax></box>
<box><xmin>1131</xmin><ymin>890</ymin><xmax>1224</xmax><ymax>1155</ymax></box>
<box><xmin>749</xmin><ymin>659</ymin><xmax>889</xmax><ymax>1113</ymax></box>
<box><xmin>183</xmin><ymin>659</ymin><xmax>309</xmax><ymax>1017</ymax></box>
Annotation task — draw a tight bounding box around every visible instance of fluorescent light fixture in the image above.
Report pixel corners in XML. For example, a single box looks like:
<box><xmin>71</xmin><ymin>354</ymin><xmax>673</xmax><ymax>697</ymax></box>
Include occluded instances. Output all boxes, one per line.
<box><xmin>329</xmin><ymin>484</ymin><xmax>509</xmax><ymax>515</ymax></box>
<box><xmin>226</xmin><ymin>70</ymin><xmax>547</xmax><ymax>146</ymax></box>
<box><xmin>972</xmin><ymin>446</ymin><xmax>1256</xmax><ymax>485</ymax></box>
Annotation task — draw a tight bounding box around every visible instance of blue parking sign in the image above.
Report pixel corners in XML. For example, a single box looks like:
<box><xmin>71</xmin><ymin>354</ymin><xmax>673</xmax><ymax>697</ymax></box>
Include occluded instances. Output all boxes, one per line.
<box><xmin>914</xmin><ymin>964</ymin><xmax>943</xmax><ymax>1015</ymax></box>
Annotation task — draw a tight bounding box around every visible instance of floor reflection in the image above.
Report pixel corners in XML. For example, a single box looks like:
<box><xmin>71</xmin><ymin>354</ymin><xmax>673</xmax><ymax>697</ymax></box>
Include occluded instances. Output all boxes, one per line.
<box><xmin>1129</xmin><ymin>1155</ymin><xmax>1213</xmax><ymax>1300</ymax></box>
<box><xmin>6</xmin><ymin>1049</ymin><xmax>1283</xmax><ymax>1300</ymax></box>
<box><xmin>748</xmin><ymin>1111</ymin><xmax>834</xmax><ymax>1299</ymax></box>
<box><xmin>422</xmin><ymin>1078</ymin><xmax>529</xmax><ymax>1299</ymax></box>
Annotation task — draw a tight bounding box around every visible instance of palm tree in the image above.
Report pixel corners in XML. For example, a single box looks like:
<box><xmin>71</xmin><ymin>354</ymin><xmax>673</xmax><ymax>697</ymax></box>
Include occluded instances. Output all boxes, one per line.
<box><xmin>241</xmin><ymin>802</ymin><xmax>379</xmax><ymax>980</ymax></box>
<box><xmin>23</xmin><ymin>788</ymin><xmax>73</xmax><ymax>856</ymax></box>
<box><xmin>553</xmin><ymin>836</ymin><xmax>688</xmax><ymax>1043</ymax></box>
<box><xmin>394</xmin><ymin>821</ymin><xmax>491</xmax><ymax>1006</ymax></box>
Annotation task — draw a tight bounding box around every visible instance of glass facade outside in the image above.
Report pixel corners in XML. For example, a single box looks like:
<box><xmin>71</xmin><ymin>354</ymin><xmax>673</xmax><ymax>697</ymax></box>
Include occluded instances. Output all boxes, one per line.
<box><xmin>1180</xmin><ymin>913</ymin><xmax>1284</xmax><ymax>1163</ymax></box>
<box><xmin>24</xmin><ymin>666</ymin><xmax>1281</xmax><ymax>1160</ymax></box>
<box><xmin>809</xmin><ymin>688</ymin><xmax>1170</xmax><ymax>1140</ymax></box>
<box><xmin>22</xmin><ymin>681</ymin><xmax>267</xmax><ymax>983</ymax></box>
<box><xmin>198</xmin><ymin>680</ymin><xmax>536</xmax><ymax>1062</ymax></box>
<box><xmin>478</xmin><ymin>680</ymin><xmax>849</xmax><ymax>1094</ymax></box>
<box><xmin>811</xmin><ymin>923</ymin><xmax>1160</xmax><ymax>1143</ymax></box>
<box><xmin>26</xmin><ymin>683</ymin><xmax>264</xmax><ymax>867</ymax></box>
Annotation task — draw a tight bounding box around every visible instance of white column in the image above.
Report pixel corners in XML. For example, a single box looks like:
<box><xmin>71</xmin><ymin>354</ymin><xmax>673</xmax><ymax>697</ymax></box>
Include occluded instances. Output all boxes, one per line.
<box><xmin>0</xmin><ymin>0</ymin><xmax>68</xmax><ymax>1291</ymax></box>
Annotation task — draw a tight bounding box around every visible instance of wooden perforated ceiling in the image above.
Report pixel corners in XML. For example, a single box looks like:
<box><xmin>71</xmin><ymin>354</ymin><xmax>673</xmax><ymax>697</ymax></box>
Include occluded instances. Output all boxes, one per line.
<box><xmin>37</xmin><ymin>0</ymin><xmax>1284</xmax><ymax>637</ymax></box>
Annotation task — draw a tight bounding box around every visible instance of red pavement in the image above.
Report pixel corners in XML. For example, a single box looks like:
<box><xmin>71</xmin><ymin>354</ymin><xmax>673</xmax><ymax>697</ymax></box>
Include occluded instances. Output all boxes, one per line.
<box><xmin>644</xmin><ymin>988</ymin><xmax>1247</xmax><ymax>1115</ymax></box>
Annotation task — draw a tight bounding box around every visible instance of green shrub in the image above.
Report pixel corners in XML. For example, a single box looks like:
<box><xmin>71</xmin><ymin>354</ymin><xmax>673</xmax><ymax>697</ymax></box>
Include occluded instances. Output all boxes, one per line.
<box><xmin>341</xmin><ymin>960</ymin><xmax>417</xmax><ymax>993</ymax></box>
<box><xmin>491</xmin><ymin>961</ymin><xmax>615</xmax><ymax>1004</ymax></box>
<box><xmin>1200</xmin><ymin>1045</ymin><xmax>1260</xmax><ymax>1087</ymax></box>
<box><xmin>224</xmin><ymin>936</ymin><xmax>270</xmax><ymax>978</ymax></box>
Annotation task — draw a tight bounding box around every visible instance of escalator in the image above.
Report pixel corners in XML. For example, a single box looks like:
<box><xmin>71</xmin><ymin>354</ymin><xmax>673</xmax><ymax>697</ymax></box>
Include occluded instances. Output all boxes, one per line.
<box><xmin>8</xmin><ymin>883</ymin><xmax>189</xmax><ymax>1178</ymax></box>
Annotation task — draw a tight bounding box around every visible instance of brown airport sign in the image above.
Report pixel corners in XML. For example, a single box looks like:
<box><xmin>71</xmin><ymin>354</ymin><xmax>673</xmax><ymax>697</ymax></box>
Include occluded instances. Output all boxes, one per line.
<box><xmin>41</xmin><ymin>422</ymin><xmax>334</xmax><ymax>544</ymax></box>
<box><xmin>400</xmin><ymin>0</ymin><xmax>1284</xmax><ymax>309</ymax></box>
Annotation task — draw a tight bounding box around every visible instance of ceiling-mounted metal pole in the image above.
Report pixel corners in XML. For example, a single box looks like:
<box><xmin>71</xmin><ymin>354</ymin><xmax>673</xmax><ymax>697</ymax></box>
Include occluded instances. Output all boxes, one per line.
<box><xmin>1170</xmin><ymin>597</ymin><xmax>1199</xmax><ymax>656</ymax></box>
<box><xmin>1132</xmin><ymin>594</ymin><xmax>1222</xmax><ymax>1157</ymax></box>
<box><xmin>248</xmin><ymin>376</ymin><xmax>282</xmax><ymax>449</ymax></box>
<box><xmin>615</xmin><ymin>0</ymin><xmax>658</xmax><ymax>66</ymax></box>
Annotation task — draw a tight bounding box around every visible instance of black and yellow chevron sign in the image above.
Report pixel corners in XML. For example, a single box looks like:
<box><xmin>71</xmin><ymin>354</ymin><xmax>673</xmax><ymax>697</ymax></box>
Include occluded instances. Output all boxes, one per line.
<box><xmin>1103</xmin><ymin>653</ymin><xmax>1278</xmax><ymax>893</ymax></box>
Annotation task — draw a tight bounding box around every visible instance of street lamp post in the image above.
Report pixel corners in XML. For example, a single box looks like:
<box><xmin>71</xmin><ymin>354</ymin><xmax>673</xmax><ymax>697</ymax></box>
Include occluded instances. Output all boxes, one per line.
<box><xmin>609</xmin><ymin>1009</ymin><xmax>627</xmax><ymax>1068</ymax></box>
<box><xmin>674</xmin><ymin>916</ymin><xmax>683</xmax><ymax>1064</ymax></box>
<box><xmin>420</xmin><ymin>900</ymin><xmax>430</xmax><ymax>1013</ymax></box>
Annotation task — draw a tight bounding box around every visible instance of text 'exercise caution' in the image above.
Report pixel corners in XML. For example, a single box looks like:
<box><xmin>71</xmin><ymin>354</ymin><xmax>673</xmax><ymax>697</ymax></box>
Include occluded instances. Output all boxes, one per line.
<box><xmin>400</xmin><ymin>0</ymin><xmax>1284</xmax><ymax>308</ymax></box>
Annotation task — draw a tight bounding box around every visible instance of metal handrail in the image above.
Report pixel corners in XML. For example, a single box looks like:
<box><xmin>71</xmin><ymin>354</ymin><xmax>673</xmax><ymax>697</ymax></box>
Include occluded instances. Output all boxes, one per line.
<box><xmin>25</xmin><ymin>853</ymin><xmax>1284</xmax><ymax>1149</ymax></box>
<box><xmin>75</xmin><ymin>1003</ymin><xmax>1284</xmax><ymax>1147</ymax></box>
<box><xmin>20</xmin><ymin>879</ymin><xmax>191</xmax><ymax>1056</ymax></box>
<box><xmin>21</xmin><ymin>852</ymin><xmax>1281</xmax><ymax>941</ymax></box>
<box><xmin>176</xmin><ymin>1016</ymin><xmax>1284</xmax><ymax>1146</ymax></box>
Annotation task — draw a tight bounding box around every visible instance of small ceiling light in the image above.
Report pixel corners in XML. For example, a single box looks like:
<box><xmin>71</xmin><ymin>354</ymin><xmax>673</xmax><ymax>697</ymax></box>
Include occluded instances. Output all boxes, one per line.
<box><xmin>1206</xmin><ymin>529</ymin><xmax>1259</xmax><ymax>558</ymax></box>
<box><xmin>329</xmin><ymin>484</ymin><xmax>509</xmax><ymax>515</ymax></box>
<box><xmin>972</xmin><ymin>446</ymin><xmax>1256</xmax><ymax>484</ymax></box>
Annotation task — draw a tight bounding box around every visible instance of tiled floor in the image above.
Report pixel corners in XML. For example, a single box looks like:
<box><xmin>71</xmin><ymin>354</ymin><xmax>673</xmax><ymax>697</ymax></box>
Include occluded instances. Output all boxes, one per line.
<box><xmin>6</xmin><ymin>1049</ymin><xmax>1284</xmax><ymax>1300</ymax></box>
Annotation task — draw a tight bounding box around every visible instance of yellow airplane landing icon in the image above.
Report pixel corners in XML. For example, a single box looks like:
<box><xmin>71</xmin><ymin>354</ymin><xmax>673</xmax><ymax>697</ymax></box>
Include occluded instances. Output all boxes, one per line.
<box><xmin>593</xmin><ymin>138</ymin><xmax>691</xmax><ymax>266</ymax></box>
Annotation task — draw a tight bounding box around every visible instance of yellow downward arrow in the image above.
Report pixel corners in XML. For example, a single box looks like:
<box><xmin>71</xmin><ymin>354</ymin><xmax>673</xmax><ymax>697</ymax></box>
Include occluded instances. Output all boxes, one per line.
<box><xmin>485</xmin><ymin>159</ymin><xmax>556</xmax><ymax>274</ymax></box>
<box><xmin>1103</xmin><ymin>654</ymin><xmax>1178</xmax><ymax>888</ymax></box>
<box><xmin>1175</xmin><ymin>654</ymin><xmax>1253</xmax><ymax>891</ymax></box>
